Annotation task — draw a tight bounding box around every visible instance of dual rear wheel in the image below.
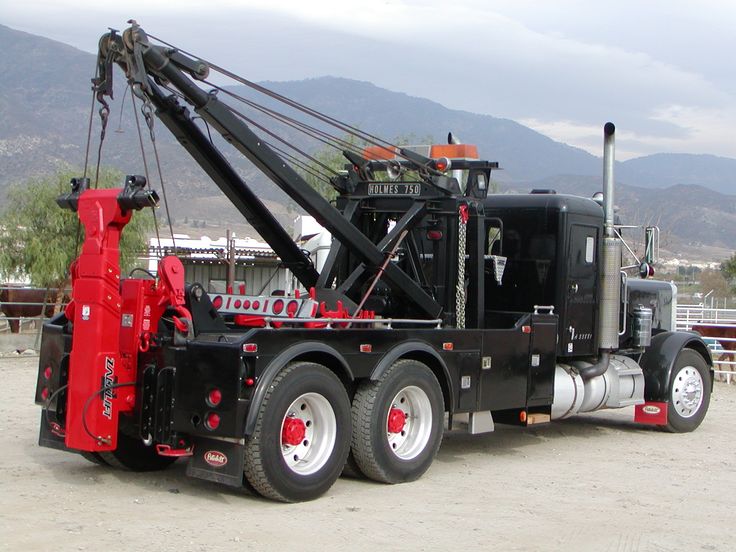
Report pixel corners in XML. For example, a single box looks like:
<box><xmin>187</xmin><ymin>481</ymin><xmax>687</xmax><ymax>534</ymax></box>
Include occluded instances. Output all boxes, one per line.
<box><xmin>242</xmin><ymin>359</ymin><xmax>444</xmax><ymax>501</ymax></box>
<box><xmin>243</xmin><ymin>362</ymin><xmax>352</xmax><ymax>502</ymax></box>
<box><xmin>350</xmin><ymin>359</ymin><xmax>444</xmax><ymax>483</ymax></box>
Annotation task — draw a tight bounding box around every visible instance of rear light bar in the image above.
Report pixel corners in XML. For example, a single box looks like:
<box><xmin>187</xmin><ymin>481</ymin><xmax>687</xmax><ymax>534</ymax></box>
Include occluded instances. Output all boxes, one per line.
<box><xmin>211</xmin><ymin>293</ymin><xmax>317</xmax><ymax>320</ymax></box>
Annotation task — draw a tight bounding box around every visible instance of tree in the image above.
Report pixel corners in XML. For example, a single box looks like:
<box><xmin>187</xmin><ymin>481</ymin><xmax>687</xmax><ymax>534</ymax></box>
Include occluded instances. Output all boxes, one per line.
<box><xmin>699</xmin><ymin>269</ymin><xmax>732</xmax><ymax>300</ymax></box>
<box><xmin>720</xmin><ymin>253</ymin><xmax>736</xmax><ymax>291</ymax></box>
<box><xmin>300</xmin><ymin>136</ymin><xmax>357</xmax><ymax>201</ymax></box>
<box><xmin>0</xmin><ymin>169</ymin><xmax>154</xmax><ymax>290</ymax></box>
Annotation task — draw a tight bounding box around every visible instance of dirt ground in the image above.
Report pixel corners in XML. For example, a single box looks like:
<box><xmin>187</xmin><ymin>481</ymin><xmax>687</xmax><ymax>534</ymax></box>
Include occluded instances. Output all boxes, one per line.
<box><xmin>1</xmin><ymin>356</ymin><xmax>733</xmax><ymax>552</ymax></box>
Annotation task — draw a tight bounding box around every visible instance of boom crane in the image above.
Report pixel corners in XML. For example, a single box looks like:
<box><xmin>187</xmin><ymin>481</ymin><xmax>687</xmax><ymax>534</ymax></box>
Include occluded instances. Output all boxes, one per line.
<box><xmin>99</xmin><ymin>24</ymin><xmax>445</xmax><ymax>319</ymax></box>
<box><xmin>35</xmin><ymin>22</ymin><xmax>713</xmax><ymax>502</ymax></box>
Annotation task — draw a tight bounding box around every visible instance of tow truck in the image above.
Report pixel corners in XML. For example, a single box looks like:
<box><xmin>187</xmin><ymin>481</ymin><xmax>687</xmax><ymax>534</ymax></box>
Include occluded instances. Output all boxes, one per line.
<box><xmin>35</xmin><ymin>22</ymin><xmax>712</xmax><ymax>502</ymax></box>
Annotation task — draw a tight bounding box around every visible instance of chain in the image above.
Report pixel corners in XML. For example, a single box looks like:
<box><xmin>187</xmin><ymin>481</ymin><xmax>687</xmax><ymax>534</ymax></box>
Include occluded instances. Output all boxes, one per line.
<box><xmin>455</xmin><ymin>205</ymin><xmax>468</xmax><ymax>329</ymax></box>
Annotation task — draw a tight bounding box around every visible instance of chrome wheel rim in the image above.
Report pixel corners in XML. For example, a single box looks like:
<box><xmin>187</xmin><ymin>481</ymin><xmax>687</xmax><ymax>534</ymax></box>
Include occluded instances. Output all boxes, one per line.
<box><xmin>386</xmin><ymin>385</ymin><xmax>432</xmax><ymax>460</ymax></box>
<box><xmin>280</xmin><ymin>392</ymin><xmax>336</xmax><ymax>475</ymax></box>
<box><xmin>671</xmin><ymin>365</ymin><xmax>704</xmax><ymax>418</ymax></box>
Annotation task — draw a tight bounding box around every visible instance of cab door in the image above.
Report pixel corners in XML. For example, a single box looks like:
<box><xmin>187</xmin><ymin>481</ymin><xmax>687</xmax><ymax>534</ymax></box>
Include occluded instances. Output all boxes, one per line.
<box><xmin>562</xmin><ymin>224</ymin><xmax>598</xmax><ymax>356</ymax></box>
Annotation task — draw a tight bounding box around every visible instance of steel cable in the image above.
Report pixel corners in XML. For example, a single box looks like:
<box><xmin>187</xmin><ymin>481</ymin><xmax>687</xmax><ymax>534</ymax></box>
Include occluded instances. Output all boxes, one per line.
<box><xmin>146</xmin><ymin>33</ymin><xmax>413</xmax><ymax>162</ymax></box>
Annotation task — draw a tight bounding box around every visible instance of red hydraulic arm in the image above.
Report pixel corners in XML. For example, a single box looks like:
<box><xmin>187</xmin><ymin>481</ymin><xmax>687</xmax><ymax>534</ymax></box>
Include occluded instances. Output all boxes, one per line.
<box><xmin>58</xmin><ymin>176</ymin><xmax>164</xmax><ymax>452</ymax></box>
<box><xmin>63</xmin><ymin>187</ymin><xmax>135</xmax><ymax>450</ymax></box>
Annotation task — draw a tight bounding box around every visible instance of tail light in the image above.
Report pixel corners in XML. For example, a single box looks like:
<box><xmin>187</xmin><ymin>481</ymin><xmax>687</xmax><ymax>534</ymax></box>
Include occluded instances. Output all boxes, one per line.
<box><xmin>207</xmin><ymin>388</ymin><xmax>222</xmax><ymax>407</ymax></box>
<box><xmin>205</xmin><ymin>412</ymin><xmax>221</xmax><ymax>430</ymax></box>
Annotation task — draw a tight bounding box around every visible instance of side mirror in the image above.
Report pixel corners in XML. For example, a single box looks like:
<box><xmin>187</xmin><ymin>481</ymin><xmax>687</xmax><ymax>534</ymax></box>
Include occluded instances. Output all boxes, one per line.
<box><xmin>644</xmin><ymin>226</ymin><xmax>659</xmax><ymax>265</ymax></box>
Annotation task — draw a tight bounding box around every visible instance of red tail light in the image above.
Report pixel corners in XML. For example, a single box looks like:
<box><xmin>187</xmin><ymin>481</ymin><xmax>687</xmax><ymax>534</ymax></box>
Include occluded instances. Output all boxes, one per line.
<box><xmin>205</xmin><ymin>412</ymin><xmax>221</xmax><ymax>430</ymax></box>
<box><xmin>207</xmin><ymin>388</ymin><xmax>222</xmax><ymax>407</ymax></box>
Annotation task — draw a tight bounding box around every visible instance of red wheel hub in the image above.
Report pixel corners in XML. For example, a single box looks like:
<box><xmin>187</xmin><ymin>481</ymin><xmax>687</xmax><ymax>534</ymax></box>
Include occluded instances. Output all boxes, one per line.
<box><xmin>282</xmin><ymin>416</ymin><xmax>306</xmax><ymax>446</ymax></box>
<box><xmin>387</xmin><ymin>407</ymin><xmax>406</xmax><ymax>434</ymax></box>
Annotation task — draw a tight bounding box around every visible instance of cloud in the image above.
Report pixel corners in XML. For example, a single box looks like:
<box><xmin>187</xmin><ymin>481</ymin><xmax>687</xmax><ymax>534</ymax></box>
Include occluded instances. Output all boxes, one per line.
<box><xmin>523</xmin><ymin>103</ymin><xmax>736</xmax><ymax>161</ymax></box>
<box><xmin>2</xmin><ymin>0</ymin><xmax>734</xmax><ymax>159</ymax></box>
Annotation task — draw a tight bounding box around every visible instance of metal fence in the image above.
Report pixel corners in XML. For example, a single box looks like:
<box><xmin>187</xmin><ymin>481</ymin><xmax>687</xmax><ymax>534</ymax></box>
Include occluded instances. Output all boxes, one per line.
<box><xmin>0</xmin><ymin>287</ymin><xmax>67</xmax><ymax>336</ymax></box>
<box><xmin>676</xmin><ymin>304</ymin><xmax>736</xmax><ymax>384</ymax></box>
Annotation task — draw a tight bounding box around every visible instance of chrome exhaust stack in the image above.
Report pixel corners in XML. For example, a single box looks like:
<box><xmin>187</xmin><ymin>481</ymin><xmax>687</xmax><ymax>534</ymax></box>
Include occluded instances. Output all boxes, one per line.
<box><xmin>598</xmin><ymin>122</ymin><xmax>622</xmax><ymax>354</ymax></box>
<box><xmin>576</xmin><ymin>123</ymin><xmax>621</xmax><ymax>380</ymax></box>
<box><xmin>602</xmin><ymin>122</ymin><xmax>616</xmax><ymax>239</ymax></box>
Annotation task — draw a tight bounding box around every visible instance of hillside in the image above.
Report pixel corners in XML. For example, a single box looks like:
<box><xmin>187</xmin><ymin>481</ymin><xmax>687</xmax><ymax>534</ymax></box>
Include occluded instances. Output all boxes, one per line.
<box><xmin>619</xmin><ymin>153</ymin><xmax>736</xmax><ymax>194</ymax></box>
<box><xmin>512</xmin><ymin>175</ymin><xmax>736</xmax><ymax>260</ymax></box>
<box><xmin>0</xmin><ymin>23</ymin><xmax>734</xmax><ymax>258</ymax></box>
<box><xmin>254</xmin><ymin>77</ymin><xmax>602</xmax><ymax>182</ymax></box>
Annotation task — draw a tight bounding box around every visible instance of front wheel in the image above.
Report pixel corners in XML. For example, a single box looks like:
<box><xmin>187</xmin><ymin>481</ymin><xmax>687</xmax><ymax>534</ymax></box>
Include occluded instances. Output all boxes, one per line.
<box><xmin>663</xmin><ymin>349</ymin><xmax>711</xmax><ymax>433</ymax></box>
<box><xmin>351</xmin><ymin>359</ymin><xmax>444</xmax><ymax>484</ymax></box>
<box><xmin>243</xmin><ymin>362</ymin><xmax>351</xmax><ymax>502</ymax></box>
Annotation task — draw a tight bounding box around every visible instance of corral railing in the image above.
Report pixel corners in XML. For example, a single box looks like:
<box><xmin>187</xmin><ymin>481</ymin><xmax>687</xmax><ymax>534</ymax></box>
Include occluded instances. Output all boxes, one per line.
<box><xmin>677</xmin><ymin>304</ymin><xmax>736</xmax><ymax>384</ymax></box>
<box><xmin>0</xmin><ymin>287</ymin><xmax>68</xmax><ymax>336</ymax></box>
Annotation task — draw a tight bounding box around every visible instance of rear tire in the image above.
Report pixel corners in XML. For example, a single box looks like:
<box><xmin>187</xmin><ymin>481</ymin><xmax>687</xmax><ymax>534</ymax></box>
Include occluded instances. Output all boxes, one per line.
<box><xmin>663</xmin><ymin>349</ymin><xmax>711</xmax><ymax>433</ymax></box>
<box><xmin>341</xmin><ymin>450</ymin><xmax>365</xmax><ymax>479</ymax></box>
<box><xmin>243</xmin><ymin>362</ymin><xmax>351</xmax><ymax>502</ymax></box>
<box><xmin>79</xmin><ymin>452</ymin><xmax>109</xmax><ymax>466</ymax></box>
<box><xmin>351</xmin><ymin>359</ymin><xmax>444</xmax><ymax>484</ymax></box>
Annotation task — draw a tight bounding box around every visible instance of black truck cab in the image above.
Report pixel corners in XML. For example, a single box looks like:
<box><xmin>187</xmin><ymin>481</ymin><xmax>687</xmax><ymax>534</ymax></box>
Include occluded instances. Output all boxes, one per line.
<box><xmin>484</xmin><ymin>192</ymin><xmax>604</xmax><ymax>357</ymax></box>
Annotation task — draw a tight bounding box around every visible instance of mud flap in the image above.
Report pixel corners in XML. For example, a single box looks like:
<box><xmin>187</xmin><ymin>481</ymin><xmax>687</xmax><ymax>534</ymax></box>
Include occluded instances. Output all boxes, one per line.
<box><xmin>634</xmin><ymin>401</ymin><xmax>668</xmax><ymax>425</ymax></box>
<box><xmin>38</xmin><ymin>412</ymin><xmax>70</xmax><ymax>451</ymax></box>
<box><xmin>186</xmin><ymin>436</ymin><xmax>245</xmax><ymax>487</ymax></box>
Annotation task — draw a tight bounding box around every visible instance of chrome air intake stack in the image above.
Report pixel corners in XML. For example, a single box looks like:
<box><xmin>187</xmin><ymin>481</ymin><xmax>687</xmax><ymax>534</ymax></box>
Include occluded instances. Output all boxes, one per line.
<box><xmin>598</xmin><ymin>122</ymin><xmax>622</xmax><ymax>351</ymax></box>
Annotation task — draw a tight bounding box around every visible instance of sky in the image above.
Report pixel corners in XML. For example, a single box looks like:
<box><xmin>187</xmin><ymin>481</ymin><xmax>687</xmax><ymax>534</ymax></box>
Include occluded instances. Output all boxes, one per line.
<box><xmin>2</xmin><ymin>0</ymin><xmax>735</xmax><ymax>160</ymax></box>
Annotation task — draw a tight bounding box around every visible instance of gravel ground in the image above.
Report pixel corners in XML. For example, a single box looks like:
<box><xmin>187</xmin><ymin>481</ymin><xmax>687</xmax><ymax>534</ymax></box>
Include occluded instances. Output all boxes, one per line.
<box><xmin>1</xmin><ymin>356</ymin><xmax>733</xmax><ymax>552</ymax></box>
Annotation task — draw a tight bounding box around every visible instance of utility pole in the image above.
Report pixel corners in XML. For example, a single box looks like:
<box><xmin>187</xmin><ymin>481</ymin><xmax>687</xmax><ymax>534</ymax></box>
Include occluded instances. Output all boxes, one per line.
<box><xmin>226</xmin><ymin>229</ymin><xmax>235</xmax><ymax>294</ymax></box>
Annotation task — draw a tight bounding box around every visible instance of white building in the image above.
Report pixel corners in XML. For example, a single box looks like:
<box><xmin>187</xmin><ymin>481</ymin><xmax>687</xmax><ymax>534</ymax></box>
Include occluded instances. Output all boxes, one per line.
<box><xmin>145</xmin><ymin>216</ymin><xmax>330</xmax><ymax>295</ymax></box>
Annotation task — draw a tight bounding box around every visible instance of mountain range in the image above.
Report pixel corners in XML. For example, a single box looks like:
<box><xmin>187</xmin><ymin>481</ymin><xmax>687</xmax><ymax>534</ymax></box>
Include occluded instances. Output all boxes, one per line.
<box><xmin>0</xmin><ymin>23</ymin><xmax>734</xmax><ymax>261</ymax></box>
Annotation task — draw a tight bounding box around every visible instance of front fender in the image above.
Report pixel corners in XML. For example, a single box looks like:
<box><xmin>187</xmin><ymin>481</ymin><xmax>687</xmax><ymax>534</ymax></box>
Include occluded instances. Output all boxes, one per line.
<box><xmin>639</xmin><ymin>331</ymin><xmax>713</xmax><ymax>401</ymax></box>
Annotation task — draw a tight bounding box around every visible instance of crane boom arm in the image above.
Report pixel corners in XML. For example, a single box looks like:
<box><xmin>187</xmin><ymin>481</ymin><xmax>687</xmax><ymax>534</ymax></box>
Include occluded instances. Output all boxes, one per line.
<box><xmin>98</xmin><ymin>24</ymin><xmax>441</xmax><ymax>318</ymax></box>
